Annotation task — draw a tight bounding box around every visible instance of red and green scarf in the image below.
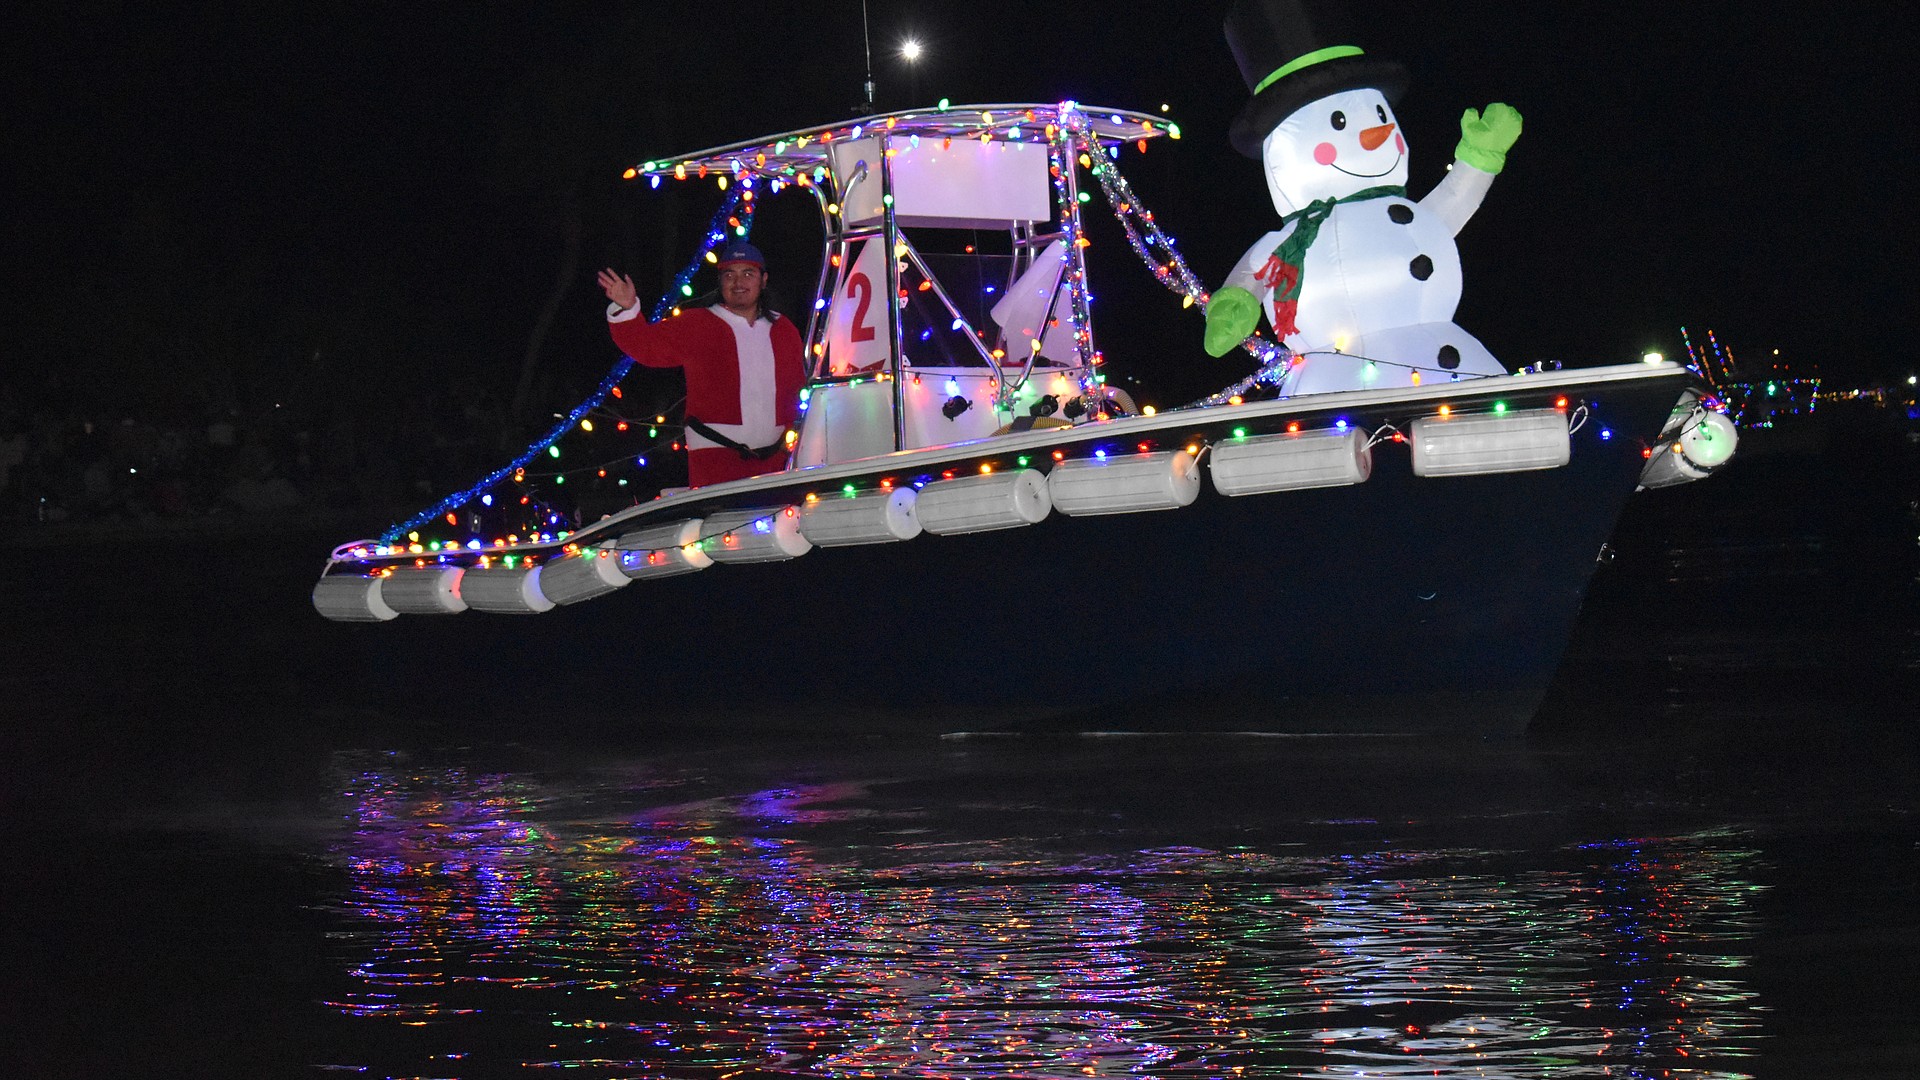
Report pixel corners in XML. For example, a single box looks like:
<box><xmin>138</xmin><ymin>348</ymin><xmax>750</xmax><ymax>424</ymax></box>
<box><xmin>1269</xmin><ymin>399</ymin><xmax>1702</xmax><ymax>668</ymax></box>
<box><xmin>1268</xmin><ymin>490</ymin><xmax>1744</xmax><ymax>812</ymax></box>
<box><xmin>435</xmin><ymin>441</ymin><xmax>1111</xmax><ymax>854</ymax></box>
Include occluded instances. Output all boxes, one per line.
<box><xmin>1255</xmin><ymin>185</ymin><xmax>1406</xmax><ymax>337</ymax></box>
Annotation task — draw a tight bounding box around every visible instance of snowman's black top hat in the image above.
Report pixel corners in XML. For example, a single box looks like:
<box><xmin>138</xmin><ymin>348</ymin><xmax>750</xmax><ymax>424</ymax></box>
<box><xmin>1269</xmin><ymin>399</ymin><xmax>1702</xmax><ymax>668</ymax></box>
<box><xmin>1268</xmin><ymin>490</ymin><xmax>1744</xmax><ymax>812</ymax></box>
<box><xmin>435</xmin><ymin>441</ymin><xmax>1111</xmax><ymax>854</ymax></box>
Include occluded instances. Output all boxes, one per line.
<box><xmin>1225</xmin><ymin>0</ymin><xmax>1409</xmax><ymax>158</ymax></box>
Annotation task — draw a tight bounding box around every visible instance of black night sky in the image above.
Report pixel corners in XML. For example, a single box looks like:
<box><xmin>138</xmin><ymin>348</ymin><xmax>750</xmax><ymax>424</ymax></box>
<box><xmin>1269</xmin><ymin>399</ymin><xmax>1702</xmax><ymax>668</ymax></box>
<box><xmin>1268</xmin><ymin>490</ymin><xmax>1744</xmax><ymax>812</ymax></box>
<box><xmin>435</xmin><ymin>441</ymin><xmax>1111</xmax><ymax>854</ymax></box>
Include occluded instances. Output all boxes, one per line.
<box><xmin>10</xmin><ymin>1</ymin><xmax>1914</xmax><ymax>432</ymax></box>
<box><xmin>7</xmin><ymin>10</ymin><xmax>1920</xmax><ymax>1075</ymax></box>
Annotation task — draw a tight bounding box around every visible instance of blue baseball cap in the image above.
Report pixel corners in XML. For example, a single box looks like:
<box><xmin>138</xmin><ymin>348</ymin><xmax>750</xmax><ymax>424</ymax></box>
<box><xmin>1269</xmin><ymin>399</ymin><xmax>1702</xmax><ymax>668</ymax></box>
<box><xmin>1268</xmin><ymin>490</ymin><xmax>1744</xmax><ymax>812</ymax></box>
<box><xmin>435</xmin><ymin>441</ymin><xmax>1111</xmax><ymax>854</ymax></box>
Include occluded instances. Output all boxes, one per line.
<box><xmin>714</xmin><ymin>240</ymin><xmax>765</xmax><ymax>268</ymax></box>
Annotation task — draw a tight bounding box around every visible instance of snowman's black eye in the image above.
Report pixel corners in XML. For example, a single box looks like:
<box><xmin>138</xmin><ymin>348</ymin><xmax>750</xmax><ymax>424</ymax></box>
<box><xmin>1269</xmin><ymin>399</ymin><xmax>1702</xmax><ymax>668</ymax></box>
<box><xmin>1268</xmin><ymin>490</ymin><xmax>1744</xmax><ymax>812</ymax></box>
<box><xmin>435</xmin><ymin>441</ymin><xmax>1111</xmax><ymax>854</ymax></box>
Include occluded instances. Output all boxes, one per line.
<box><xmin>1330</xmin><ymin>111</ymin><xmax>1347</xmax><ymax>130</ymax></box>
<box><xmin>1377</xmin><ymin>104</ymin><xmax>1389</xmax><ymax>123</ymax></box>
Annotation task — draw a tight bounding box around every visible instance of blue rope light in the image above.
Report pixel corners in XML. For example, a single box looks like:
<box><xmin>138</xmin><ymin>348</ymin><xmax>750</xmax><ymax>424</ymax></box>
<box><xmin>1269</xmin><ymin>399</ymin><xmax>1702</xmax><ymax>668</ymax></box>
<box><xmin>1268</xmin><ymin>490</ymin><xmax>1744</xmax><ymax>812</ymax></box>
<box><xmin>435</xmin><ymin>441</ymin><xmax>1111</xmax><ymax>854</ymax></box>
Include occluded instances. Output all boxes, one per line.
<box><xmin>377</xmin><ymin>187</ymin><xmax>754</xmax><ymax>547</ymax></box>
<box><xmin>378</xmin><ymin>359</ymin><xmax>636</xmax><ymax>546</ymax></box>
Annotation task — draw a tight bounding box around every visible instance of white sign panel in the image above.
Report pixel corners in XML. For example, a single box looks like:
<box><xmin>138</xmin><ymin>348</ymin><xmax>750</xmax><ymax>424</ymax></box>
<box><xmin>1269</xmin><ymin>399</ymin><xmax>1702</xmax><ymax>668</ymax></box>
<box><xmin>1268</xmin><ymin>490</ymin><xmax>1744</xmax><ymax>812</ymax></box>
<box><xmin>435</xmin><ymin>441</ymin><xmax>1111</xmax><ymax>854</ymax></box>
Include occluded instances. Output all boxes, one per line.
<box><xmin>830</xmin><ymin>136</ymin><xmax>1051</xmax><ymax>229</ymax></box>
<box><xmin>824</xmin><ymin>238</ymin><xmax>892</xmax><ymax>376</ymax></box>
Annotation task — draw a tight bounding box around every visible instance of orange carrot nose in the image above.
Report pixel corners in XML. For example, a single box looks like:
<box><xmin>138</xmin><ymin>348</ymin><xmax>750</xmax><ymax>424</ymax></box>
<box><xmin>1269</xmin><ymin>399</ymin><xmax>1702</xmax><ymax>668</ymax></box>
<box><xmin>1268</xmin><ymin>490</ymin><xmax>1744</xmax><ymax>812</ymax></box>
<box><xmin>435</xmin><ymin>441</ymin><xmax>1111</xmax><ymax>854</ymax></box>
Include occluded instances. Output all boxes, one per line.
<box><xmin>1359</xmin><ymin>122</ymin><xmax>1396</xmax><ymax>151</ymax></box>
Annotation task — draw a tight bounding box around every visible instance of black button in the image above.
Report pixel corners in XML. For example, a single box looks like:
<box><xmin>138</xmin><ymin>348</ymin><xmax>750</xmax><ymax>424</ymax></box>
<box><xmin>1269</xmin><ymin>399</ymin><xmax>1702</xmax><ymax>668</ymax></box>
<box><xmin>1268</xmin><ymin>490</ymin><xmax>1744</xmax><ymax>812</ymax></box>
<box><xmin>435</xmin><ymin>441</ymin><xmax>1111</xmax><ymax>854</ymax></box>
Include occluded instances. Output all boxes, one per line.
<box><xmin>1388</xmin><ymin>203</ymin><xmax>1414</xmax><ymax>224</ymax></box>
<box><xmin>1409</xmin><ymin>254</ymin><xmax>1433</xmax><ymax>280</ymax></box>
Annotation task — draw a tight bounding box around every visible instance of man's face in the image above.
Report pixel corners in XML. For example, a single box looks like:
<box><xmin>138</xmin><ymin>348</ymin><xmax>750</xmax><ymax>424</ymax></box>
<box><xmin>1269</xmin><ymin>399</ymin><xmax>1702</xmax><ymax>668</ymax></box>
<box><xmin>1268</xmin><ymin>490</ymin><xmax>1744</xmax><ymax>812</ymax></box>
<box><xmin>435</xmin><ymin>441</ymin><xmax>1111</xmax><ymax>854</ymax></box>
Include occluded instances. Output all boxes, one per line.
<box><xmin>718</xmin><ymin>262</ymin><xmax>764</xmax><ymax>313</ymax></box>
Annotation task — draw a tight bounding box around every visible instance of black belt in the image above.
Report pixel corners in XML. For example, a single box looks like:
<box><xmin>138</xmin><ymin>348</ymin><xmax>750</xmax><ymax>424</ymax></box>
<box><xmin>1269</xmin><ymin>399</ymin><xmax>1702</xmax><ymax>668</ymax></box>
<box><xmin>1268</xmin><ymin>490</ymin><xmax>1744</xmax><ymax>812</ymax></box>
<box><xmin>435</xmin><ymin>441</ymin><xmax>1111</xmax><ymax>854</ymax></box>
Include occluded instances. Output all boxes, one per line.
<box><xmin>684</xmin><ymin>416</ymin><xmax>786</xmax><ymax>460</ymax></box>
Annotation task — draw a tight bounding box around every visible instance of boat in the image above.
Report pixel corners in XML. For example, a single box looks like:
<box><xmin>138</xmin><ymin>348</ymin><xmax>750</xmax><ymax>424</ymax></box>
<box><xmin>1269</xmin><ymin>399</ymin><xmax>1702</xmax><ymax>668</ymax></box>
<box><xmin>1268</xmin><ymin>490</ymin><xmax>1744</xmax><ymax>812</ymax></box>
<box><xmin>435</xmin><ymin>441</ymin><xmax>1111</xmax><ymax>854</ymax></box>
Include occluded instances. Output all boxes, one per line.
<box><xmin>310</xmin><ymin>102</ymin><xmax>1737</xmax><ymax>737</ymax></box>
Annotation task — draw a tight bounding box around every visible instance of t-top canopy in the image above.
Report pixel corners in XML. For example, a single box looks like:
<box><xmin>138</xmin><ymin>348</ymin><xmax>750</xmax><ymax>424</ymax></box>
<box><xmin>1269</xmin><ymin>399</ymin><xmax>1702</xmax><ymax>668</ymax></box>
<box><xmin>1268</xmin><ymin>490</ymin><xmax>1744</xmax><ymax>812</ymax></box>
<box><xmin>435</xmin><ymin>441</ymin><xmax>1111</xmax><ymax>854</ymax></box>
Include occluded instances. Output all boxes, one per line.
<box><xmin>620</xmin><ymin>102</ymin><xmax>1178</xmax><ymax>186</ymax></box>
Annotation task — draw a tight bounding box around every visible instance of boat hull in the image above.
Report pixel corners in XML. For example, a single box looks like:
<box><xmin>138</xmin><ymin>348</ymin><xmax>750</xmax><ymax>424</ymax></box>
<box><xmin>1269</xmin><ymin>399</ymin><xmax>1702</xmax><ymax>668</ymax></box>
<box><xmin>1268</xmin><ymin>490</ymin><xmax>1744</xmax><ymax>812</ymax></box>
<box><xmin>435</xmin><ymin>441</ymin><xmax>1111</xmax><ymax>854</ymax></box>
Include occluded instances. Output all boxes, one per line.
<box><xmin>320</xmin><ymin>365</ymin><xmax>1695</xmax><ymax>738</ymax></box>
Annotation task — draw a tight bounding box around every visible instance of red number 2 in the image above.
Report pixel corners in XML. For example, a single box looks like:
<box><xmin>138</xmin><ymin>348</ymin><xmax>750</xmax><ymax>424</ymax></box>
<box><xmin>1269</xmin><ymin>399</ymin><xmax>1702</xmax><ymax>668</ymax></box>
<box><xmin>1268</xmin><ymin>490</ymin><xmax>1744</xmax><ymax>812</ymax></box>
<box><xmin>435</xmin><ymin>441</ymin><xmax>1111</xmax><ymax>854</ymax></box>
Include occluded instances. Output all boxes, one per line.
<box><xmin>847</xmin><ymin>272</ymin><xmax>876</xmax><ymax>343</ymax></box>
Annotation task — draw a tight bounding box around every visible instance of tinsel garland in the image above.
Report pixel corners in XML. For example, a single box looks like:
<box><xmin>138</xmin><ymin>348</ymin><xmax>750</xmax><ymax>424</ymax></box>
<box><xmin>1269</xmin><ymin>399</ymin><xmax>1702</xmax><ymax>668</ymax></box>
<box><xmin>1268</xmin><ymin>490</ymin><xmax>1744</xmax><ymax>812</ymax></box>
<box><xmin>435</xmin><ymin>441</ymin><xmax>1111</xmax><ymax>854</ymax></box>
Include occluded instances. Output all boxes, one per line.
<box><xmin>1062</xmin><ymin>114</ymin><xmax>1295</xmax><ymax>407</ymax></box>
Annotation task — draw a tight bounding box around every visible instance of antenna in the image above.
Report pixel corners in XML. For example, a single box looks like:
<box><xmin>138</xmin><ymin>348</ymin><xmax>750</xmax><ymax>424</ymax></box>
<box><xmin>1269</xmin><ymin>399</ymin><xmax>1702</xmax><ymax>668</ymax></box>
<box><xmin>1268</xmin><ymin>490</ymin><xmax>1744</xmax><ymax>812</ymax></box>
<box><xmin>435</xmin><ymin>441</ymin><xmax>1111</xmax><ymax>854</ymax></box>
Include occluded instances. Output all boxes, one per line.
<box><xmin>861</xmin><ymin>0</ymin><xmax>875</xmax><ymax>109</ymax></box>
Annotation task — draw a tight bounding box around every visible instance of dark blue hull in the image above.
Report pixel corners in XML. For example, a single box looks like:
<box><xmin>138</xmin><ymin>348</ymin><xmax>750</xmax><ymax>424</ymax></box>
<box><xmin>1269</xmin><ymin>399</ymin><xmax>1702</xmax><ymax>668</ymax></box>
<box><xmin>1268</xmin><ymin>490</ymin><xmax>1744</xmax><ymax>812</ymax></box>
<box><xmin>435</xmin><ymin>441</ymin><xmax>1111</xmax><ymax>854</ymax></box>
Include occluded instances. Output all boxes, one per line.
<box><xmin>320</xmin><ymin>365</ymin><xmax>1695</xmax><ymax>737</ymax></box>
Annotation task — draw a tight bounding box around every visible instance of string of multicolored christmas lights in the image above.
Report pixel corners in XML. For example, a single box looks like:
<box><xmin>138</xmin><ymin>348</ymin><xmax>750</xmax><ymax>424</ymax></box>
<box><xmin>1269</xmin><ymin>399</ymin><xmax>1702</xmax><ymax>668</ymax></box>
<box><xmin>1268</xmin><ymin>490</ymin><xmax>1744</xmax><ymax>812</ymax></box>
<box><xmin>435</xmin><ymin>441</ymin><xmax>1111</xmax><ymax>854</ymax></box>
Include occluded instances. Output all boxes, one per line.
<box><xmin>356</xmin><ymin>103</ymin><xmax>1327</xmax><ymax>558</ymax></box>
<box><xmin>373</xmin><ymin>189</ymin><xmax>757</xmax><ymax>549</ymax></box>
<box><xmin>355</xmin><ymin>101</ymin><xmax>1533</xmax><ymax>559</ymax></box>
<box><xmin>1044</xmin><ymin>117</ymin><xmax>1101</xmax><ymax>409</ymax></box>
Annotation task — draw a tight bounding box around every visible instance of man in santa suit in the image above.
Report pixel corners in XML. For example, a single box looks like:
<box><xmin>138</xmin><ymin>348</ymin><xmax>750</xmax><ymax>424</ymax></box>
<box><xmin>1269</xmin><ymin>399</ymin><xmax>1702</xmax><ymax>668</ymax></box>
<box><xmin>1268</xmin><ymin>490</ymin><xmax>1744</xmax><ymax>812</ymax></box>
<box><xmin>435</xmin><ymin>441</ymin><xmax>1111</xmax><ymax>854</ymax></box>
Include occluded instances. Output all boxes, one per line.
<box><xmin>596</xmin><ymin>240</ymin><xmax>806</xmax><ymax>487</ymax></box>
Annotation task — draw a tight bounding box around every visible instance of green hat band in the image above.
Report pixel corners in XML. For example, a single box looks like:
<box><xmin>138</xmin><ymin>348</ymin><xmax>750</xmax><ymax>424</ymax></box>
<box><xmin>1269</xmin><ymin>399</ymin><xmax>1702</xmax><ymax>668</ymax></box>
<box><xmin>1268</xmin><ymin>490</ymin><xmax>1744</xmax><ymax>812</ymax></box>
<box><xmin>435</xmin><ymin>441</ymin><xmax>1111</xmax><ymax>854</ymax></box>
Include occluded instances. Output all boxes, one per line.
<box><xmin>1253</xmin><ymin>45</ymin><xmax>1366</xmax><ymax>96</ymax></box>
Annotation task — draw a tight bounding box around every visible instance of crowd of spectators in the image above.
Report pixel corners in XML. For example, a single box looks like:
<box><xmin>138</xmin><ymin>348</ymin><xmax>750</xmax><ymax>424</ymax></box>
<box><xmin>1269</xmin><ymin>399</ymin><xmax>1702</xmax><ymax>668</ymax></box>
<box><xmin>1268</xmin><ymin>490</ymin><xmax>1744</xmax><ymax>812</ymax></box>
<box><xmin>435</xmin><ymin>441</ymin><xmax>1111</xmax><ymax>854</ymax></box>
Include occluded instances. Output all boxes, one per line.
<box><xmin>0</xmin><ymin>386</ymin><xmax>519</xmax><ymax>529</ymax></box>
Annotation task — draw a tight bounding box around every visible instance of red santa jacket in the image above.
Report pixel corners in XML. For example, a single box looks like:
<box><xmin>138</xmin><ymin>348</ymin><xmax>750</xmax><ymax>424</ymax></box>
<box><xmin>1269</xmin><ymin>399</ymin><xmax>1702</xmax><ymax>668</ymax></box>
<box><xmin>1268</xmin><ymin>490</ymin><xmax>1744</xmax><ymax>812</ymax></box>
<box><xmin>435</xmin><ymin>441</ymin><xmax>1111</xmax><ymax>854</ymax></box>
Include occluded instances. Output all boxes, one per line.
<box><xmin>608</xmin><ymin>304</ymin><xmax>806</xmax><ymax>429</ymax></box>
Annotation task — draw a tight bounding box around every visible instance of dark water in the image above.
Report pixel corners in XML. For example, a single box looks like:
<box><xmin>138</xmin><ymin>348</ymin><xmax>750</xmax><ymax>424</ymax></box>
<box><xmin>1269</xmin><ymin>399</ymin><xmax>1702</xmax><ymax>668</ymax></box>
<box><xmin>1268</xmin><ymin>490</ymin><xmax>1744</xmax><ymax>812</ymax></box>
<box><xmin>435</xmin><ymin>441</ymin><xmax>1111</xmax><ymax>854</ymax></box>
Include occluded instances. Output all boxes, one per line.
<box><xmin>4</xmin><ymin>408</ymin><xmax>1916</xmax><ymax>1078</ymax></box>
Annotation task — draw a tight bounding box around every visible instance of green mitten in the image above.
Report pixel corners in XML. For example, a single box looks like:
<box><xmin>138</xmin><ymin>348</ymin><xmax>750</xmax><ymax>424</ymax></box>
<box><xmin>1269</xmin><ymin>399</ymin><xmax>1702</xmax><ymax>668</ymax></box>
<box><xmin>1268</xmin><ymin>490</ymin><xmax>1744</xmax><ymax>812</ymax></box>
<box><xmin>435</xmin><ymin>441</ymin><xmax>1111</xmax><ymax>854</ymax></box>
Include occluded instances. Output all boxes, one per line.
<box><xmin>1455</xmin><ymin>102</ymin><xmax>1523</xmax><ymax>175</ymax></box>
<box><xmin>1204</xmin><ymin>286</ymin><xmax>1260</xmax><ymax>357</ymax></box>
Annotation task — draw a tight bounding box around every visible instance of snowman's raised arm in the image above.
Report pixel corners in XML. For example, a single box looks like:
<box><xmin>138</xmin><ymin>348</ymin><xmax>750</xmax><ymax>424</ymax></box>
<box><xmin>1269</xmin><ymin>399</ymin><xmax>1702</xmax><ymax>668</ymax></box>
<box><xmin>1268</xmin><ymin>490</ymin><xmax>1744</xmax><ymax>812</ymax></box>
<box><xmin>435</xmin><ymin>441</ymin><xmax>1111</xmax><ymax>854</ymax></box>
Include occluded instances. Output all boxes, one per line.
<box><xmin>1421</xmin><ymin>102</ymin><xmax>1523</xmax><ymax>237</ymax></box>
<box><xmin>1419</xmin><ymin>162</ymin><xmax>1497</xmax><ymax>237</ymax></box>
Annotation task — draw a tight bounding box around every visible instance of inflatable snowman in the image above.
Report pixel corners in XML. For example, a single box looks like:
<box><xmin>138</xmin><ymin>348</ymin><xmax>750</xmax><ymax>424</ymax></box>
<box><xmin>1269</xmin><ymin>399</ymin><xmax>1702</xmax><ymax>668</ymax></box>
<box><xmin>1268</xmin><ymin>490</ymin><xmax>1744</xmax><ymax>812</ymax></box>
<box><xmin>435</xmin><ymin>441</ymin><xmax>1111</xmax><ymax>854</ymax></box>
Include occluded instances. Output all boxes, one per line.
<box><xmin>1206</xmin><ymin>0</ymin><xmax>1523</xmax><ymax>396</ymax></box>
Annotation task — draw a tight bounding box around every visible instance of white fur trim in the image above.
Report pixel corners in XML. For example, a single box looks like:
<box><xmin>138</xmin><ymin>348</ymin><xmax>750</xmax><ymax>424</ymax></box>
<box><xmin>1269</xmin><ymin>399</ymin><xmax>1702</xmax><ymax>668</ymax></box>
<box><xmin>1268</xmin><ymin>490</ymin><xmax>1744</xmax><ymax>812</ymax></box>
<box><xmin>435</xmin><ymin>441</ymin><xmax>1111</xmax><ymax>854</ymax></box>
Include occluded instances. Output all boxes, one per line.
<box><xmin>689</xmin><ymin>307</ymin><xmax>781</xmax><ymax>451</ymax></box>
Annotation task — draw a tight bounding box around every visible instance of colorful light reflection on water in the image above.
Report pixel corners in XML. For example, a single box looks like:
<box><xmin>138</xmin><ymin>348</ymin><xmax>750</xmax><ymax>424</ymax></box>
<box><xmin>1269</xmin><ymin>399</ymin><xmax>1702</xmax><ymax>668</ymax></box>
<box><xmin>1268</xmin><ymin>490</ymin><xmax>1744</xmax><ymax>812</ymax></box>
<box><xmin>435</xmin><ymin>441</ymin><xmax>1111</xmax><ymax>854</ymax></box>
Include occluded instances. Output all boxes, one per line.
<box><xmin>320</xmin><ymin>752</ymin><xmax>1766</xmax><ymax>1078</ymax></box>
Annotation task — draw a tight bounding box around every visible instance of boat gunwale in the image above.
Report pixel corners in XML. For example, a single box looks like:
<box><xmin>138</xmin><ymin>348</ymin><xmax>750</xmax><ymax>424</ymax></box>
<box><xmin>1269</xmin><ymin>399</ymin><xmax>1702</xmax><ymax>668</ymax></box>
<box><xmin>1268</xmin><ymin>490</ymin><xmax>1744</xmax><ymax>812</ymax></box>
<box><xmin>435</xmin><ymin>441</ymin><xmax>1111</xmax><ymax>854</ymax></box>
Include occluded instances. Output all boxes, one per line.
<box><xmin>327</xmin><ymin>362</ymin><xmax>1694</xmax><ymax>569</ymax></box>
